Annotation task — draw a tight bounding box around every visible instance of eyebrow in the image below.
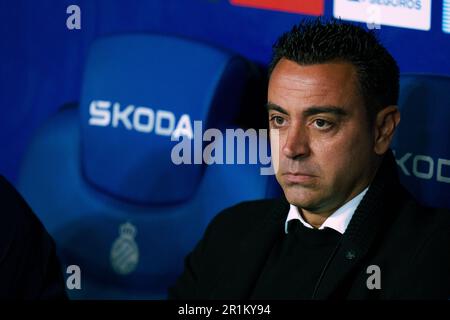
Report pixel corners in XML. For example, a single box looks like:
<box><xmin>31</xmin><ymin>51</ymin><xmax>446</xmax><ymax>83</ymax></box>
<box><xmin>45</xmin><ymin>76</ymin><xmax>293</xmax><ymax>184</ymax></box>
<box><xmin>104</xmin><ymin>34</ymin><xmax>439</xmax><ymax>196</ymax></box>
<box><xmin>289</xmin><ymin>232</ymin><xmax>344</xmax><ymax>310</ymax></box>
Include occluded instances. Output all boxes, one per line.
<box><xmin>266</xmin><ymin>102</ymin><xmax>348</xmax><ymax>118</ymax></box>
<box><xmin>266</xmin><ymin>102</ymin><xmax>289</xmax><ymax>115</ymax></box>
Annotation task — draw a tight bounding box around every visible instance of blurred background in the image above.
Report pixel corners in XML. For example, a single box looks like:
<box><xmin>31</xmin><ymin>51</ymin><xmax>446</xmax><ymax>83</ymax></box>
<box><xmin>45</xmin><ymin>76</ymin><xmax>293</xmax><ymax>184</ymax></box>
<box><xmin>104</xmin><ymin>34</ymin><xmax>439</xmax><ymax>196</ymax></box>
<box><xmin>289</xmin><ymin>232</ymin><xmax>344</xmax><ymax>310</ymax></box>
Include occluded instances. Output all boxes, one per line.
<box><xmin>1</xmin><ymin>0</ymin><xmax>449</xmax><ymax>299</ymax></box>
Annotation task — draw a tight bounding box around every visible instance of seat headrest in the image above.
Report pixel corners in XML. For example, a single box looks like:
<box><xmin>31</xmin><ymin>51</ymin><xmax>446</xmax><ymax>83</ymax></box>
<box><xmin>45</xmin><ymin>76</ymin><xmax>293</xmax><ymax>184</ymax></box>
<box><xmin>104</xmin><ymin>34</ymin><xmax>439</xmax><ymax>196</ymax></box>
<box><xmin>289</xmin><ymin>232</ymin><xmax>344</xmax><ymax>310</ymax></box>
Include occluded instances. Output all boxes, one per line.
<box><xmin>79</xmin><ymin>34</ymin><xmax>253</xmax><ymax>204</ymax></box>
<box><xmin>392</xmin><ymin>74</ymin><xmax>450</xmax><ymax>208</ymax></box>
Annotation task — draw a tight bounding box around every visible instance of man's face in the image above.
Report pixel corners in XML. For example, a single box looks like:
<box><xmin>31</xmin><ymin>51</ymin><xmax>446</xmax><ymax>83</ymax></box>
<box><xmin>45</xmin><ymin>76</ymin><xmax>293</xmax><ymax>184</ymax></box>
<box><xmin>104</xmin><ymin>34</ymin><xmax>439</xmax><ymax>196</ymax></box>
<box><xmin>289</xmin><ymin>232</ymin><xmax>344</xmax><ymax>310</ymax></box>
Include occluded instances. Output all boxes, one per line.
<box><xmin>268</xmin><ymin>59</ymin><xmax>378</xmax><ymax>215</ymax></box>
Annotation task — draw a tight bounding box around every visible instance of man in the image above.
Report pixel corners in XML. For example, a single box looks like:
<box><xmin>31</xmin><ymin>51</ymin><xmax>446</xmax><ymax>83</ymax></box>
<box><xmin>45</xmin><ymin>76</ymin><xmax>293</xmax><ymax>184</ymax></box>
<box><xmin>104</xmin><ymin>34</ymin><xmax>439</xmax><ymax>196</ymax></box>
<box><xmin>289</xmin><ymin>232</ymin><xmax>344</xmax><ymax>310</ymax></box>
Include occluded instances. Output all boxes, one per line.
<box><xmin>0</xmin><ymin>175</ymin><xmax>67</xmax><ymax>299</ymax></box>
<box><xmin>169</xmin><ymin>19</ymin><xmax>450</xmax><ymax>299</ymax></box>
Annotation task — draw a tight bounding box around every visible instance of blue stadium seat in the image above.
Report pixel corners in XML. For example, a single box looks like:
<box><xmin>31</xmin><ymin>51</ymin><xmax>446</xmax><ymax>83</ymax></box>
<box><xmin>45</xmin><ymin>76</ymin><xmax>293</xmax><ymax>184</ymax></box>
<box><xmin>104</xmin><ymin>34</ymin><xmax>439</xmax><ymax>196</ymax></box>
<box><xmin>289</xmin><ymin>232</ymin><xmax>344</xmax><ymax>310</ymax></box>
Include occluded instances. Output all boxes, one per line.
<box><xmin>391</xmin><ymin>74</ymin><xmax>450</xmax><ymax>209</ymax></box>
<box><xmin>17</xmin><ymin>34</ymin><xmax>280</xmax><ymax>299</ymax></box>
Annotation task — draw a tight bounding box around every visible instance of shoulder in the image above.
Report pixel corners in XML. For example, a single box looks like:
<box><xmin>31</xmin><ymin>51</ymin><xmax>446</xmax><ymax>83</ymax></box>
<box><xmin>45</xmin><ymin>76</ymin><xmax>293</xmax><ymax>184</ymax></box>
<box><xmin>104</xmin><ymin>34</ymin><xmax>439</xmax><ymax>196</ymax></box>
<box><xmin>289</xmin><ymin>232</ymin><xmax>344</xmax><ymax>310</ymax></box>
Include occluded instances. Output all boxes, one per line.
<box><xmin>416</xmin><ymin>205</ymin><xmax>450</xmax><ymax>244</ymax></box>
<box><xmin>0</xmin><ymin>175</ymin><xmax>47</xmax><ymax>251</ymax></box>
<box><xmin>393</xmin><ymin>192</ymin><xmax>450</xmax><ymax>263</ymax></box>
<box><xmin>414</xmin><ymin>205</ymin><xmax>450</xmax><ymax>256</ymax></box>
<box><xmin>398</xmin><ymin>191</ymin><xmax>450</xmax><ymax>237</ymax></box>
<box><xmin>0</xmin><ymin>176</ymin><xmax>67</xmax><ymax>299</ymax></box>
<box><xmin>393</xmin><ymin>200</ymin><xmax>450</xmax><ymax>297</ymax></box>
<box><xmin>208</xmin><ymin>198</ymin><xmax>285</xmax><ymax>231</ymax></box>
<box><xmin>199</xmin><ymin>198</ymin><xmax>286</xmax><ymax>250</ymax></box>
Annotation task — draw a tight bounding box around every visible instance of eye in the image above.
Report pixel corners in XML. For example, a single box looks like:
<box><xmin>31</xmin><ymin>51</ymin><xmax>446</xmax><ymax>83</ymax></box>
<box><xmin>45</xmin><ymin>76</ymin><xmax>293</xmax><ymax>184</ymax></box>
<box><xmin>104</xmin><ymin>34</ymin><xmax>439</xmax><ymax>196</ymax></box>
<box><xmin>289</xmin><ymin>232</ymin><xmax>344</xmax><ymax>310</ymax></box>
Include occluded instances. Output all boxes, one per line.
<box><xmin>313</xmin><ymin>119</ymin><xmax>333</xmax><ymax>130</ymax></box>
<box><xmin>274</xmin><ymin>116</ymin><xmax>285</xmax><ymax>126</ymax></box>
<box><xmin>270</xmin><ymin>115</ymin><xmax>286</xmax><ymax>127</ymax></box>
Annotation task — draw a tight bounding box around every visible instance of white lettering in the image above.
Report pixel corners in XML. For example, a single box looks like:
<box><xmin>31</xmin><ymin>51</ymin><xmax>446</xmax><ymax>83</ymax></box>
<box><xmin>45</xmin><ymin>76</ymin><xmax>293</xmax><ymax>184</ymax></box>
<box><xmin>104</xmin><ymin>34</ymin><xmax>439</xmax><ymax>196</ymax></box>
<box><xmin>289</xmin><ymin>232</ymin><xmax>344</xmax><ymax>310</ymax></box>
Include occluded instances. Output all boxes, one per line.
<box><xmin>155</xmin><ymin>110</ymin><xmax>174</xmax><ymax>136</ymax></box>
<box><xmin>112</xmin><ymin>103</ymin><xmax>133</xmax><ymax>130</ymax></box>
<box><xmin>172</xmin><ymin>114</ymin><xmax>194</xmax><ymax>140</ymax></box>
<box><xmin>396</xmin><ymin>152</ymin><xmax>412</xmax><ymax>176</ymax></box>
<box><xmin>66</xmin><ymin>265</ymin><xmax>81</xmax><ymax>290</ymax></box>
<box><xmin>133</xmin><ymin>107</ymin><xmax>154</xmax><ymax>133</ymax></box>
<box><xmin>413</xmin><ymin>155</ymin><xmax>433</xmax><ymax>180</ymax></box>
<box><xmin>89</xmin><ymin>100</ymin><xmax>193</xmax><ymax>138</ymax></box>
<box><xmin>437</xmin><ymin>158</ymin><xmax>450</xmax><ymax>183</ymax></box>
<box><xmin>66</xmin><ymin>5</ymin><xmax>81</xmax><ymax>30</ymax></box>
<box><xmin>366</xmin><ymin>265</ymin><xmax>381</xmax><ymax>290</ymax></box>
<box><xmin>393</xmin><ymin>150</ymin><xmax>450</xmax><ymax>184</ymax></box>
<box><xmin>89</xmin><ymin>100</ymin><xmax>111</xmax><ymax>126</ymax></box>
<box><xmin>203</xmin><ymin>128</ymin><xmax>224</xmax><ymax>165</ymax></box>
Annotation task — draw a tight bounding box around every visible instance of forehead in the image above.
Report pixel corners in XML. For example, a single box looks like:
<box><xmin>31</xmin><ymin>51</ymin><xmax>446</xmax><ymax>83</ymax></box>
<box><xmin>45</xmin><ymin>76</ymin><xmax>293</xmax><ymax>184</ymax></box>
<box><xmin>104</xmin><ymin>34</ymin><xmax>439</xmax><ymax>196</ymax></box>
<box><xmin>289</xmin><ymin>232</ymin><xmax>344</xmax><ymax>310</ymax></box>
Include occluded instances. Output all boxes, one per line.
<box><xmin>268</xmin><ymin>59</ymin><xmax>362</xmax><ymax>113</ymax></box>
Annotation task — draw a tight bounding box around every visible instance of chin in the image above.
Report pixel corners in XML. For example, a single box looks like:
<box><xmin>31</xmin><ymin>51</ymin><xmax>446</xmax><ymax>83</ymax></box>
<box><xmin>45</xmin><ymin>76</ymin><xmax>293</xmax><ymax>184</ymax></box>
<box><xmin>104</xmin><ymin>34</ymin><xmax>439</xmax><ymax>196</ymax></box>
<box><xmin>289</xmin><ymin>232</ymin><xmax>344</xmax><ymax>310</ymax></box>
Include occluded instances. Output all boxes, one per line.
<box><xmin>283</xmin><ymin>187</ymin><xmax>317</xmax><ymax>208</ymax></box>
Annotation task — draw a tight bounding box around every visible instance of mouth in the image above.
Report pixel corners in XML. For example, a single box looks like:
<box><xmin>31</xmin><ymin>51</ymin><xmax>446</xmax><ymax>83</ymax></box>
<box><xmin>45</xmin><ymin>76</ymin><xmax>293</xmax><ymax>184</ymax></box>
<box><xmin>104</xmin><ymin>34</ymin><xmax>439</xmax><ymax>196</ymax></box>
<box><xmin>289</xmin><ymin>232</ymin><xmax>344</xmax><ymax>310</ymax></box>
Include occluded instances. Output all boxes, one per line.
<box><xmin>282</xmin><ymin>172</ymin><xmax>317</xmax><ymax>184</ymax></box>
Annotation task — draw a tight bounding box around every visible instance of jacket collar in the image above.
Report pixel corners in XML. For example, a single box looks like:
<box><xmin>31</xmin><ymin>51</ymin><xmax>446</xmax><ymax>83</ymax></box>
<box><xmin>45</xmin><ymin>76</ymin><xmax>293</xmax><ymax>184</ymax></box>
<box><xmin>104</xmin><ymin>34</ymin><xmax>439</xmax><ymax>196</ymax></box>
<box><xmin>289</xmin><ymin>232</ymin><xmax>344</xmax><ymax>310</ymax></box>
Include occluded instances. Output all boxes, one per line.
<box><xmin>209</xmin><ymin>197</ymin><xmax>287</xmax><ymax>299</ymax></box>
<box><xmin>211</xmin><ymin>149</ymin><xmax>405</xmax><ymax>299</ymax></box>
<box><xmin>313</xmin><ymin>149</ymin><xmax>405</xmax><ymax>299</ymax></box>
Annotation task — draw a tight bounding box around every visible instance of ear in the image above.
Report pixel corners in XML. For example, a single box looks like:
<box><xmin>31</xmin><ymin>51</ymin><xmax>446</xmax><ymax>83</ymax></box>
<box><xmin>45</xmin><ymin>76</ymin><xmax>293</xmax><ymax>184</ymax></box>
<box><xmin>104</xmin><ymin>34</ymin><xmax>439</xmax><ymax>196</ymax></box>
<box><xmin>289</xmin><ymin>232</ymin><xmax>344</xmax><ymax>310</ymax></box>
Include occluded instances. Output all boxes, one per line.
<box><xmin>373</xmin><ymin>105</ymin><xmax>401</xmax><ymax>155</ymax></box>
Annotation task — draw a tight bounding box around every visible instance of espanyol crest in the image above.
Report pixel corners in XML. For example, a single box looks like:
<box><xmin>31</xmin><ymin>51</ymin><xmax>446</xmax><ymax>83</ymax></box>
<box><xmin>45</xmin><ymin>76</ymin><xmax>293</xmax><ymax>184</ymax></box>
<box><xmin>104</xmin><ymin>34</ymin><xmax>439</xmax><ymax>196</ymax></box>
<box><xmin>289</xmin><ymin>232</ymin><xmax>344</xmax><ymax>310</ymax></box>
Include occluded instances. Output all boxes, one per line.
<box><xmin>110</xmin><ymin>222</ymin><xmax>139</xmax><ymax>275</ymax></box>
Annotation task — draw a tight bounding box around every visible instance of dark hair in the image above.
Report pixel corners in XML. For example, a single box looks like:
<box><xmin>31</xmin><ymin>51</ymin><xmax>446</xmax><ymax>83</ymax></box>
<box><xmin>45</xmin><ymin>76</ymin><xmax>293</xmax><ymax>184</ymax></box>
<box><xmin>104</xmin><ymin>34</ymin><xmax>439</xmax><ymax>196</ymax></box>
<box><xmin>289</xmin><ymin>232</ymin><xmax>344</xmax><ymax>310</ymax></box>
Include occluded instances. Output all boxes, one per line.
<box><xmin>269</xmin><ymin>18</ymin><xmax>399</xmax><ymax>124</ymax></box>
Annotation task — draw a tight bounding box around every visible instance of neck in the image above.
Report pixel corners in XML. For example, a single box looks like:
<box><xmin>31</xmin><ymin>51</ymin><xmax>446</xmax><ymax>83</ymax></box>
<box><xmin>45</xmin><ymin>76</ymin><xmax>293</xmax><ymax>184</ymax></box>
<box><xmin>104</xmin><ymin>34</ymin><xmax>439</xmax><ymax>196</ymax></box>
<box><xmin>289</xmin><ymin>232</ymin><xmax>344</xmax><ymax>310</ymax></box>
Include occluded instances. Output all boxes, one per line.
<box><xmin>300</xmin><ymin>209</ymin><xmax>332</xmax><ymax>229</ymax></box>
<box><xmin>300</xmin><ymin>179</ymin><xmax>375</xmax><ymax>229</ymax></box>
<box><xmin>298</xmin><ymin>155</ymin><xmax>383</xmax><ymax>229</ymax></box>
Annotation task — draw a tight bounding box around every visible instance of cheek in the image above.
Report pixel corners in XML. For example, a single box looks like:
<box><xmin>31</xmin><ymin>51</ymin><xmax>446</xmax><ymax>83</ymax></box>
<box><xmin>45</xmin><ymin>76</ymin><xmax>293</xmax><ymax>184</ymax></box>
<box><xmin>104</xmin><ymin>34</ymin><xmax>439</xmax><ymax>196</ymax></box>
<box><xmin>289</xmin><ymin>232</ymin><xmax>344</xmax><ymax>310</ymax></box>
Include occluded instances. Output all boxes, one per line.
<box><xmin>313</xmin><ymin>128</ymin><xmax>369</xmax><ymax>173</ymax></box>
<box><xmin>316</xmin><ymin>130</ymin><xmax>372</xmax><ymax>182</ymax></box>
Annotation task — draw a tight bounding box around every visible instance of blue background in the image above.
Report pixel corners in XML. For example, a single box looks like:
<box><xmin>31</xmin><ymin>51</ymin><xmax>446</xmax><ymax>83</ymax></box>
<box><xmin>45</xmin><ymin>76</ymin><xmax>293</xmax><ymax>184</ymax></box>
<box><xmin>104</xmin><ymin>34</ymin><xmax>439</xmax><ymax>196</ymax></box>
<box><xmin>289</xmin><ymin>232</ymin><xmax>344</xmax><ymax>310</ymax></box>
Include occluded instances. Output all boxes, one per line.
<box><xmin>1</xmin><ymin>0</ymin><xmax>449</xmax><ymax>184</ymax></box>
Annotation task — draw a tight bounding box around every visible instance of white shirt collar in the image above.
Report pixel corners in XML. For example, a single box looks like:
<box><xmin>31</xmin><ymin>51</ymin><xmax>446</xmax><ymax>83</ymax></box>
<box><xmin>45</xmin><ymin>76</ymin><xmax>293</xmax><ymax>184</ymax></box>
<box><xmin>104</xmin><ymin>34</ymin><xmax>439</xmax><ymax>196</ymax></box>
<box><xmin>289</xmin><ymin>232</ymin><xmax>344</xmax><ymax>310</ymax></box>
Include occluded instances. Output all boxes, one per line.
<box><xmin>284</xmin><ymin>186</ymin><xmax>369</xmax><ymax>235</ymax></box>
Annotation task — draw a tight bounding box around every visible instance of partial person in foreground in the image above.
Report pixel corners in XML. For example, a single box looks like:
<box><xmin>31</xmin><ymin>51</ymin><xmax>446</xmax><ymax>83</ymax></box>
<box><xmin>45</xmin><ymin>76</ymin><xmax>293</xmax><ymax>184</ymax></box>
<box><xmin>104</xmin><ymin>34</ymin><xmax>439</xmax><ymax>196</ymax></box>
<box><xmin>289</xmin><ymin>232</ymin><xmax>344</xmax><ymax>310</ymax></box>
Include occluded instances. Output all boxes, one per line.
<box><xmin>169</xmin><ymin>18</ymin><xmax>450</xmax><ymax>299</ymax></box>
<box><xmin>0</xmin><ymin>175</ymin><xmax>67</xmax><ymax>299</ymax></box>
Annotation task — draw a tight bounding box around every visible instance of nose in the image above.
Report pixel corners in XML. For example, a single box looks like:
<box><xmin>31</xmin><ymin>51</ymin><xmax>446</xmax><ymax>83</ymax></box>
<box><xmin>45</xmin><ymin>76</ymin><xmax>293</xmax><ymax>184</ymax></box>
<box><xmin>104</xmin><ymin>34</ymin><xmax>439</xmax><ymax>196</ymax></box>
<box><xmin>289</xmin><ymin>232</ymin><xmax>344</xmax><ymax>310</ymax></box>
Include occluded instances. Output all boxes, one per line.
<box><xmin>282</xmin><ymin>123</ymin><xmax>310</xmax><ymax>159</ymax></box>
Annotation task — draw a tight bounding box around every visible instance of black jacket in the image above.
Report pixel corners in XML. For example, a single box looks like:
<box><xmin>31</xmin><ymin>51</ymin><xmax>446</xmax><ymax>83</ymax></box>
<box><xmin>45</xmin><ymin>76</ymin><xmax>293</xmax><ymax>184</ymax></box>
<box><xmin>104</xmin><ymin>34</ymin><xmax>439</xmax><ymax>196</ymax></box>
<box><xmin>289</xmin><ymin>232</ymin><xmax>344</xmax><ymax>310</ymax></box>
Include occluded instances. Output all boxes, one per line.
<box><xmin>169</xmin><ymin>150</ymin><xmax>450</xmax><ymax>299</ymax></box>
<box><xmin>0</xmin><ymin>176</ymin><xmax>67</xmax><ymax>299</ymax></box>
